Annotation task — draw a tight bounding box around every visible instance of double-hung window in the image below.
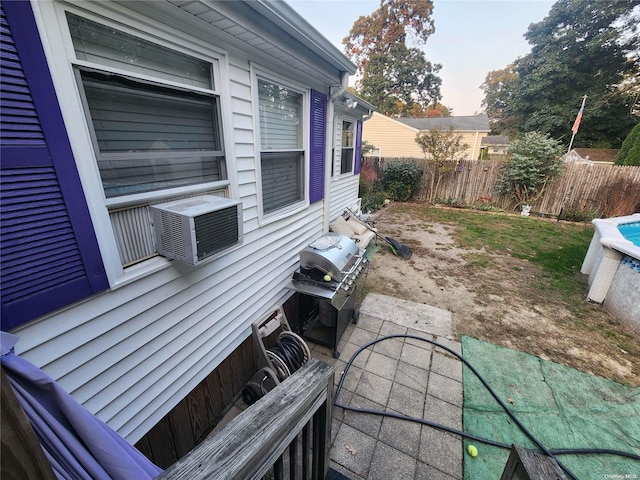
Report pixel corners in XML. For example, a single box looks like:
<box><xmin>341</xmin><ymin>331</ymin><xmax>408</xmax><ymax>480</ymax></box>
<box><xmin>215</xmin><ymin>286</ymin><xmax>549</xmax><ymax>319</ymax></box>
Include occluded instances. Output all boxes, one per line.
<box><xmin>67</xmin><ymin>13</ymin><xmax>227</xmax><ymax>267</ymax></box>
<box><xmin>257</xmin><ymin>78</ymin><xmax>305</xmax><ymax>215</ymax></box>
<box><xmin>340</xmin><ymin>120</ymin><xmax>355</xmax><ymax>174</ymax></box>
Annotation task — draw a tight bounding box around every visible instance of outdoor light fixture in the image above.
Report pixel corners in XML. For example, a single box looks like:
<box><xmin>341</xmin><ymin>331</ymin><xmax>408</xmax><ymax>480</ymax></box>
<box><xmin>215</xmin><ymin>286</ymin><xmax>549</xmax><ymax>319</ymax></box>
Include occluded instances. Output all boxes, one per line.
<box><xmin>344</xmin><ymin>98</ymin><xmax>357</xmax><ymax>109</ymax></box>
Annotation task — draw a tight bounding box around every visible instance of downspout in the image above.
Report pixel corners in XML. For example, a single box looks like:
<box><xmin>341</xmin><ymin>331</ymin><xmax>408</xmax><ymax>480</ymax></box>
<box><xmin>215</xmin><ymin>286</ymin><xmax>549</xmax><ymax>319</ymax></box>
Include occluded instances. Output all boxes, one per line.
<box><xmin>323</xmin><ymin>71</ymin><xmax>349</xmax><ymax>232</ymax></box>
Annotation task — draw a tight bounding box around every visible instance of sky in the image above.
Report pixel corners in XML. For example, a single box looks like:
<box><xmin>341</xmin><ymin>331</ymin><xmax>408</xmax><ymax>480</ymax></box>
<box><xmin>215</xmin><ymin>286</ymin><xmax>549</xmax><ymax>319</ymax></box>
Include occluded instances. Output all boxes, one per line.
<box><xmin>287</xmin><ymin>0</ymin><xmax>555</xmax><ymax>116</ymax></box>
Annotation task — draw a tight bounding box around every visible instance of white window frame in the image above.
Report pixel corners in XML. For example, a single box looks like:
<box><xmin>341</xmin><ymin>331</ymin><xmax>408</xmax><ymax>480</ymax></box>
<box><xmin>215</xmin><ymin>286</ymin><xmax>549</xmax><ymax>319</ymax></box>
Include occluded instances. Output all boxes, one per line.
<box><xmin>251</xmin><ymin>64</ymin><xmax>309</xmax><ymax>224</ymax></box>
<box><xmin>332</xmin><ymin>113</ymin><xmax>358</xmax><ymax>178</ymax></box>
<box><xmin>31</xmin><ymin>1</ymin><xmax>235</xmax><ymax>287</ymax></box>
<box><xmin>340</xmin><ymin>119</ymin><xmax>355</xmax><ymax>175</ymax></box>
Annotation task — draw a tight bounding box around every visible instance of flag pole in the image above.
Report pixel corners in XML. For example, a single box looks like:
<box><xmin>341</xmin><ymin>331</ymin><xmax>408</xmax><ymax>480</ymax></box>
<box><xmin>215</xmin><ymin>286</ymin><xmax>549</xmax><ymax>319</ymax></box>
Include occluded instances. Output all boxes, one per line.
<box><xmin>567</xmin><ymin>95</ymin><xmax>587</xmax><ymax>153</ymax></box>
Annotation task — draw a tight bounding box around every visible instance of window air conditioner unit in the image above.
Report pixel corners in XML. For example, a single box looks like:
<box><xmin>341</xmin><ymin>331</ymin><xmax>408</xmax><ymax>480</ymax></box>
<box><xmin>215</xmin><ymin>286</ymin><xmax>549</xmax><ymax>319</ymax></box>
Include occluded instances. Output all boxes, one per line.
<box><xmin>151</xmin><ymin>195</ymin><xmax>243</xmax><ymax>266</ymax></box>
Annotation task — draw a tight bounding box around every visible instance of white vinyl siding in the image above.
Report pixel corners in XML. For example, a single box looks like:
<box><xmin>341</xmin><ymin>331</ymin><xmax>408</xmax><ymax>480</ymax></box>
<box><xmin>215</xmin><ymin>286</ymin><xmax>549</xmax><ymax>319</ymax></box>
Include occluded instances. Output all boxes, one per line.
<box><xmin>24</xmin><ymin>0</ymin><xmax>353</xmax><ymax>449</ymax></box>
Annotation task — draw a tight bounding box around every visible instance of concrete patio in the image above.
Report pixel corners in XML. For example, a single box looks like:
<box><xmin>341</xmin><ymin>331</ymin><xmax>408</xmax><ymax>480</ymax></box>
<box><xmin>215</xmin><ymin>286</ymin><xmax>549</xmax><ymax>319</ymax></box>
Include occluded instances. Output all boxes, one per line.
<box><xmin>310</xmin><ymin>293</ymin><xmax>464</xmax><ymax>480</ymax></box>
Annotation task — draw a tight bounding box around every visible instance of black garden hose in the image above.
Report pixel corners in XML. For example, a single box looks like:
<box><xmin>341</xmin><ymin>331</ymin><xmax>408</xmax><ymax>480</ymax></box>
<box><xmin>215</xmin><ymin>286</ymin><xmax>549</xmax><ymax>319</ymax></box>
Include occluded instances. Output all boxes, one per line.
<box><xmin>267</xmin><ymin>332</ymin><xmax>309</xmax><ymax>379</ymax></box>
<box><xmin>333</xmin><ymin>334</ymin><xmax>640</xmax><ymax>480</ymax></box>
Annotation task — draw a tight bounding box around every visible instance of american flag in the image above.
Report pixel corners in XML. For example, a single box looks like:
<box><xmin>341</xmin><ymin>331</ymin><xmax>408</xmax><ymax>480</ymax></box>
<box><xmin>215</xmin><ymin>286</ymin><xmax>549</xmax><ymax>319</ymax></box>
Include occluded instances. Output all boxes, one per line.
<box><xmin>571</xmin><ymin>97</ymin><xmax>586</xmax><ymax>135</ymax></box>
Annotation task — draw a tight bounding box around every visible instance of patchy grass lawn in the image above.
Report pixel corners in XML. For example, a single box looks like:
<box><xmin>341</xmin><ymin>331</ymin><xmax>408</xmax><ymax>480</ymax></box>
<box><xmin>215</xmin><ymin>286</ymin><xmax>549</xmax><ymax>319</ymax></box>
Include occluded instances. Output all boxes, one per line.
<box><xmin>364</xmin><ymin>202</ymin><xmax>640</xmax><ymax>386</ymax></box>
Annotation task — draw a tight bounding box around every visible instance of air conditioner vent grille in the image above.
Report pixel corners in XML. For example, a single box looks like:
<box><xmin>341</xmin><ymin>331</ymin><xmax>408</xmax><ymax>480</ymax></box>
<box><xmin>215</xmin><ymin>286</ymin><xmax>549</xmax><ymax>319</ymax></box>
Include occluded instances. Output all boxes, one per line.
<box><xmin>159</xmin><ymin>210</ymin><xmax>187</xmax><ymax>258</ymax></box>
<box><xmin>195</xmin><ymin>206</ymin><xmax>240</xmax><ymax>260</ymax></box>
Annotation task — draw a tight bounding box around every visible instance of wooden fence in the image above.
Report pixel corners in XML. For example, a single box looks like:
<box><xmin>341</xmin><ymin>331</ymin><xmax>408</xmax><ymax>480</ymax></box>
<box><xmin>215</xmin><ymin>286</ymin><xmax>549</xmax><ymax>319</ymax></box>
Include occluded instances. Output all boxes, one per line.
<box><xmin>363</xmin><ymin>157</ymin><xmax>640</xmax><ymax>217</ymax></box>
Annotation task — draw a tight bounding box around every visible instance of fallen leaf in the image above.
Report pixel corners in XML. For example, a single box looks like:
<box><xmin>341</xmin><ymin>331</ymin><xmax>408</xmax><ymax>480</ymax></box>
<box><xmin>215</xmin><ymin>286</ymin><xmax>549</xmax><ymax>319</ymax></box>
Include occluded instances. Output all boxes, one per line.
<box><xmin>345</xmin><ymin>445</ymin><xmax>357</xmax><ymax>455</ymax></box>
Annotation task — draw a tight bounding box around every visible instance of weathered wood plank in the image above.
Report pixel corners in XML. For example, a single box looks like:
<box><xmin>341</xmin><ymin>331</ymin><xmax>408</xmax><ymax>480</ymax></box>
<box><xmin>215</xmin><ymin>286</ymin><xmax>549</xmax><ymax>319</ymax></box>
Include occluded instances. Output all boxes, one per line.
<box><xmin>157</xmin><ymin>359</ymin><xmax>333</xmax><ymax>480</ymax></box>
<box><xmin>499</xmin><ymin>444</ymin><xmax>566</xmax><ymax>480</ymax></box>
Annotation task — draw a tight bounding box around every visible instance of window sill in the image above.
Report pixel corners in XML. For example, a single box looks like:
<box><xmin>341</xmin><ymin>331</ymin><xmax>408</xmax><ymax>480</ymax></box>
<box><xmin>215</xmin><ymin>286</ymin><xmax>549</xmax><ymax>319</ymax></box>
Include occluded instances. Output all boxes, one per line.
<box><xmin>111</xmin><ymin>256</ymin><xmax>172</xmax><ymax>289</ymax></box>
<box><xmin>260</xmin><ymin>201</ymin><xmax>308</xmax><ymax>226</ymax></box>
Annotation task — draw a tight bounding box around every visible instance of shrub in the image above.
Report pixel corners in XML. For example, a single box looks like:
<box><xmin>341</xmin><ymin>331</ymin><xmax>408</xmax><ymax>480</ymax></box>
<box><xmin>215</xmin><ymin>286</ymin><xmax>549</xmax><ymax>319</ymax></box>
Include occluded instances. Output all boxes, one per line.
<box><xmin>496</xmin><ymin>132</ymin><xmax>565</xmax><ymax>208</ymax></box>
<box><xmin>381</xmin><ymin>161</ymin><xmax>423</xmax><ymax>201</ymax></box>
<box><xmin>361</xmin><ymin>181</ymin><xmax>386</xmax><ymax>213</ymax></box>
<box><xmin>561</xmin><ymin>204</ymin><xmax>603</xmax><ymax>222</ymax></box>
<box><xmin>615</xmin><ymin>123</ymin><xmax>640</xmax><ymax>166</ymax></box>
<box><xmin>473</xmin><ymin>196</ymin><xmax>502</xmax><ymax>212</ymax></box>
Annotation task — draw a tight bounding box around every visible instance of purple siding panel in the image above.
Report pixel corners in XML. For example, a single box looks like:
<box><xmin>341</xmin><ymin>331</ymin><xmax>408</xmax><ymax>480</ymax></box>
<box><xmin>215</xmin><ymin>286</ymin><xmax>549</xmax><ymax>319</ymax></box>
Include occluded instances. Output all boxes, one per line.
<box><xmin>354</xmin><ymin>120</ymin><xmax>363</xmax><ymax>174</ymax></box>
<box><xmin>309</xmin><ymin>90</ymin><xmax>327</xmax><ymax>204</ymax></box>
<box><xmin>1</xmin><ymin>2</ymin><xmax>108</xmax><ymax>331</ymax></box>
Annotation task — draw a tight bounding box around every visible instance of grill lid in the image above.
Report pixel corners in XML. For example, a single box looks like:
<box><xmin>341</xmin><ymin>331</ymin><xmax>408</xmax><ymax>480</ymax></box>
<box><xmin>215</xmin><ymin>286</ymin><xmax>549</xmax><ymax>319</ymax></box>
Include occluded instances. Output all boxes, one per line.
<box><xmin>300</xmin><ymin>233</ymin><xmax>360</xmax><ymax>281</ymax></box>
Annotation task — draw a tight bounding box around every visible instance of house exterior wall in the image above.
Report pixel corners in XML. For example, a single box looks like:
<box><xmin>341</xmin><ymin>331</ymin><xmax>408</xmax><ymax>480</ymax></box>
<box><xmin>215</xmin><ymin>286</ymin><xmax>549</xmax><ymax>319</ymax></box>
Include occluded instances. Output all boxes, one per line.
<box><xmin>459</xmin><ymin>131</ymin><xmax>486</xmax><ymax>160</ymax></box>
<box><xmin>362</xmin><ymin>113</ymin><xmax>423</xmax><ymax>158</ymax></box>
<box><xmin>4</xmin><ymin>0</ymin><xmax>363</xmax><ymax>446</ymax></box>
<box><xmin>328</xmin><ymin>108</ymin><xmax>363</xmax><ymax>221</ymax></box>
<box><xmin>362</xmin><ymin>112</ymin><xmax>489</xmax><ymax>160</ymax></box>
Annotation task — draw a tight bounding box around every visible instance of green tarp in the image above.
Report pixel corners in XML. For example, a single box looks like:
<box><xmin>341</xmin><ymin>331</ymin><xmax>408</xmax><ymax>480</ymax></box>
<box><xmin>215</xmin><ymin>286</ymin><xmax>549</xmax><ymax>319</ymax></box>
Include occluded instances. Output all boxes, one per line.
<box><xmin>462</xmin><ymin>336</ymin><xmax>640</xmax><ymax>479</ymax></box>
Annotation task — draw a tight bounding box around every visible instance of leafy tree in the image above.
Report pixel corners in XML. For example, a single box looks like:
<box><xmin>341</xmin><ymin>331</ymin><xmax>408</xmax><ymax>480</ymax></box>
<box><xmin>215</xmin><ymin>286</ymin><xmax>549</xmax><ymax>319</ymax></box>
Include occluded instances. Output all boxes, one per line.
<box><xmin>480</xmin><ymin>64</ymin><xmax>519</xmax><ymax>136</ymax></box>
<box><xmin>510</xmin><ymin>0</ymin><xmax>639</xmax><ymax>147</ymax></box>
<box><xmin>343</xmin><ymin>0</ymin><xmax>435</xmax><ymax>72</ymax></box>
<box><xmin>496</xmin><ymin>132</ymin><xmax>565</xmax><ymax>208</ymax></box>
<box><xmin>415</xmin><ymin>128</ymin><xmax>468</xmax><ymax>203</ymax></box>
<box><xmin>422</xmin><ymin>103</ymin><xmax>452</xmax><ymax>118</ymax></box>
<box><xmin>615</xmin><ymin>123</ymin><xmax>640</xmax><ymax>166</ymax></box>
<box><xmin>360</xmin><ymin>44</ymin><xmax>442</xmax><ymax>116</ymax></box>
<box><xmin>343</xmin><ymin>0</ymin><xmax>442</xmax><ymax>116</ymax></box>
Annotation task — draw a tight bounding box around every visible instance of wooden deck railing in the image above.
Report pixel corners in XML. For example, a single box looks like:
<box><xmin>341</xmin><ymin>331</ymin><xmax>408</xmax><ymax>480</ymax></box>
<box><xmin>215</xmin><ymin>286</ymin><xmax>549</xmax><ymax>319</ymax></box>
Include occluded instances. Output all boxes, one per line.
<box><xmin>156</xmin><ymin>358</ymin><xmax>334</xmax><ymax>480</ymax></box>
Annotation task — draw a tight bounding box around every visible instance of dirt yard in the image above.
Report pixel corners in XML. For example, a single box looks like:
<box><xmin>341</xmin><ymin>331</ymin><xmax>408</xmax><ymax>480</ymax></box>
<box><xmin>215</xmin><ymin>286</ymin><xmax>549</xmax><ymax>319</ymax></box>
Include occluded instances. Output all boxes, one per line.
<box><xmin>363</xmin><ymin>203</ymin><xmax>640</xmax><ymax>387</ymax></box>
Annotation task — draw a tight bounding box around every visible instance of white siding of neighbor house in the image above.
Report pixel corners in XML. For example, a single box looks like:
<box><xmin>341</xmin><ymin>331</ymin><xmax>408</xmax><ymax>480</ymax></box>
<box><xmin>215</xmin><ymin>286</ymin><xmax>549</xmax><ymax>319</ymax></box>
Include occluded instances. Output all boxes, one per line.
<box><xmin>14</xmin><ymin>1</ymin><xmax>336</xmax><ymax>444</ymax></box>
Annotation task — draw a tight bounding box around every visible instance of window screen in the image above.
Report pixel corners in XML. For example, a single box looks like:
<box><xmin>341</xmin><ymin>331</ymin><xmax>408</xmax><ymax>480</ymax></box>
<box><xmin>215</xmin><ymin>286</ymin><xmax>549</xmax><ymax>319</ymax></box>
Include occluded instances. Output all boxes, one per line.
<box><xmin>258</xmin><ymin>79</ymin><xmax>304</xmax><ymax>214</ymax></box>
<box><xmin>341</xmin><ymin>120</ymin><xmax>354</xmax><ymax>174</ymax></box>
<box><xmin>68</xmin><ymin>13</ymin><xmax>224</xmax><ymax>198</ymax></box>
<box><xmin>68</xmin><ymin>13</ymin><xmax>211</xmax><ymax>89</ymax></box>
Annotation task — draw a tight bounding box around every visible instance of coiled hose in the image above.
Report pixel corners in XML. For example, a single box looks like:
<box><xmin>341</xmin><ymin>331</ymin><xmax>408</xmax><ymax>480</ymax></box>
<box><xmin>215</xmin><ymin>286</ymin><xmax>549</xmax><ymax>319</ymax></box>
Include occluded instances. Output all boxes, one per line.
<box><xmin>267</xmin><ymin>331</ymin><xmax>310</xmax><ymax>381</ymax></box>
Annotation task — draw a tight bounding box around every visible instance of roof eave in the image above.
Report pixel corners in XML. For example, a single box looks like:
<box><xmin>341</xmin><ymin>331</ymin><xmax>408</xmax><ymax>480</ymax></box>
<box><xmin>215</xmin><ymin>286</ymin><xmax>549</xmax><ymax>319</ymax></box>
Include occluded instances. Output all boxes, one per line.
<box><xmin>248</xmin><ymin>0</ymin><xmax>357</xmax><ymax>75</ymax></box>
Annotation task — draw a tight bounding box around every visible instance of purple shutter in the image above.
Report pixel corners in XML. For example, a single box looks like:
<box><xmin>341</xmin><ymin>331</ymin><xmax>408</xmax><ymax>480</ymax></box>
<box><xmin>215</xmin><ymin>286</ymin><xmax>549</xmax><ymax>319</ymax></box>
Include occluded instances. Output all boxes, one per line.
<box><xmin>309</xmin><ymin>90</ymin><xmax>327</xmax><ymax>204</ymax></box>
<box><xmin>354</xmin><ymin>120</ymin><xmax>363</xmax><ymax>174</ymax></box>
<box><xmin>1</xmin><ymin>2</ymin><xmax>108</xmax><ymax>331</ymax></box>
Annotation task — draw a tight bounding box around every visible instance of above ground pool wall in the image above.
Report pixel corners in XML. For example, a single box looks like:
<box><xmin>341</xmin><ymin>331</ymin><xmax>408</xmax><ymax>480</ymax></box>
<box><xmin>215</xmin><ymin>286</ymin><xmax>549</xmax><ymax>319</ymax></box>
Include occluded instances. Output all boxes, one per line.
<box><xmin>605</xmin><ymin>256</ymin><xmax>640</xmax><ymax>335</ymax></box>
<box><xmin>581</xmin><ymin>214</ymin><xmax>640</xmax><ymax>334</ymax></box>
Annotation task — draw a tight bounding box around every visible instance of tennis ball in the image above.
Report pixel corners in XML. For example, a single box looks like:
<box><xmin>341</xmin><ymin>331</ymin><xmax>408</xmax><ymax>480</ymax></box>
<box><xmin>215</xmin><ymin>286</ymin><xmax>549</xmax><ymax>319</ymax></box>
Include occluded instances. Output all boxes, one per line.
<box><xmin>467</xmin><ymin>445</ymin><xmax>478</xmax><ymax>457</ymax></box>
<box><xmin>323</xmin><ymin>274</ymin><xmax>332</xmax><ymax>281</ymax></box>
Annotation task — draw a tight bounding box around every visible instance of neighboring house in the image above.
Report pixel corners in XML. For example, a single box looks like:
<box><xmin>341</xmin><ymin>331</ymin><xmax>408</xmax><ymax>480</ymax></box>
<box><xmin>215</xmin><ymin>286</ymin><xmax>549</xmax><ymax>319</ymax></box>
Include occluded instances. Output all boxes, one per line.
<box><xmin>0</xmin><ymin>0</ymin><xmax>372</xmax><ymax>465</ymax></box>
<box><xmin>480</xmin><ymin>135</ymin><xmax>510</xmax><ymax>159</ymax></box>
<box><xmin>362</xmin><ymin>112</ymin><xmax>490</xmax><ymax>160</ymax></box>
<box><xmin>565</xmin><ymin>148</ymin><xmax>619</xmax><ymax>165</ymax></box>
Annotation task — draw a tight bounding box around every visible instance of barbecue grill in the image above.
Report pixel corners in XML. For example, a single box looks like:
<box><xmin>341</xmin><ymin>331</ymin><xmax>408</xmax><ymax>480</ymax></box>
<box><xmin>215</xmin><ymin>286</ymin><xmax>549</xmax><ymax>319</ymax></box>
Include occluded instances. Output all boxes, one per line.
<box><xmin>288</xmin><ymin>233</ymin><xmax>368</xmax><ymax>357</ymax></box>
